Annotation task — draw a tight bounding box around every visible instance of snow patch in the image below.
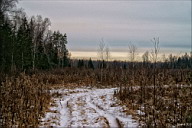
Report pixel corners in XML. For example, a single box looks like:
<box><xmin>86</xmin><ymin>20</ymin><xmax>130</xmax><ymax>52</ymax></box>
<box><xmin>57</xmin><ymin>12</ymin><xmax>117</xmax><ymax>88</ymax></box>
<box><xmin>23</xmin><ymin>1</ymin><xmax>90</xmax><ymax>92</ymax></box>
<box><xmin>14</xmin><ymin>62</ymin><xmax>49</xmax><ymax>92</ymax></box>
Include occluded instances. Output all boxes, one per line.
<box><xmin>40</xmin><ymin>87</ymin><xmax>138</xmax><ymax>127</ymax></box>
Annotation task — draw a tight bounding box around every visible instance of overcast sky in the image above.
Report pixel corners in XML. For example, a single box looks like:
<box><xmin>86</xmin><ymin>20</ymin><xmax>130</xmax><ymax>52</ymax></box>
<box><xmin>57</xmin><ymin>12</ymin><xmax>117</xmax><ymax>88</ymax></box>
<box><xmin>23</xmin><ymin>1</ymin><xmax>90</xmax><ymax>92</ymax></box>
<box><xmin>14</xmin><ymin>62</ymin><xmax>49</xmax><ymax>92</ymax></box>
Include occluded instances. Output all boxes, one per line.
<box><xmin>18</xmin><ymin>0</ymin><xmax>191</xmax><ymax>60</ymax></box>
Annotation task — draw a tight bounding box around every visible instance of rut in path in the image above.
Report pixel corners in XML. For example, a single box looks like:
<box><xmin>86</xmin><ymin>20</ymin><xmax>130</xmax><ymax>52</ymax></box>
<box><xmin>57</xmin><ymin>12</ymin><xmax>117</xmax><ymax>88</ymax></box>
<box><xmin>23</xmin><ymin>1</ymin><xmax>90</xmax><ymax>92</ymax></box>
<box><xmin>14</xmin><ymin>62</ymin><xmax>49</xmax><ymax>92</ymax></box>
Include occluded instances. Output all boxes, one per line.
<box><xmin>40</xmin><ymin>88</ymin><xmax>138</xmax><ymax>127</ymax></box>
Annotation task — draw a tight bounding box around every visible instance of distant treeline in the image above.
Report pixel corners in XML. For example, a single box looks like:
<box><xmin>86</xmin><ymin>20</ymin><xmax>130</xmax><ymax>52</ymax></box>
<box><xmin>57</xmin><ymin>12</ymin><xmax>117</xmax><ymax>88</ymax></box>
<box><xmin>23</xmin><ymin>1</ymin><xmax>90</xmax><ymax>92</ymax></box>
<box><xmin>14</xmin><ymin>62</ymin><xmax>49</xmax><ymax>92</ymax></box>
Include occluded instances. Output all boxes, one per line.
<box><xmin>0</xmin><ymin>0</ymin><xmax>191</xmax><ymax>73</ymax></box>
<box><xmin>71</xmin><ymin>53</ymin><xmax>192</xmax><ymax>70</ymax></box>
<box><xmin>0</xmin><ymin>0</ymin><xmax>70</xmax><ymax>73</ymax></box>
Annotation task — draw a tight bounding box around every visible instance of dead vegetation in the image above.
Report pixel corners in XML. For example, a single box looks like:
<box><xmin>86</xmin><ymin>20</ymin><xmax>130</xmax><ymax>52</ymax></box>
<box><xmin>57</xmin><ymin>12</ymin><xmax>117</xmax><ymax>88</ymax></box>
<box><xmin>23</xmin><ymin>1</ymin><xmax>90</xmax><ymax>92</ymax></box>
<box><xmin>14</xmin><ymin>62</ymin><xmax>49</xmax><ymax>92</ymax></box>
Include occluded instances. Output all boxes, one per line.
<box><xmin>114</xmin><ymin>67</ymin><xmax>192</xmax><ymax>127</ymax></box>
<box><xmin>0</xmin><ymin>64</ymin><xmax>191</xmax><ymax>127</ymax></box>
<box><xmin>0</xmin><ymin>73</ymin><xmax>51</xmax><ymax>127</ymax></box>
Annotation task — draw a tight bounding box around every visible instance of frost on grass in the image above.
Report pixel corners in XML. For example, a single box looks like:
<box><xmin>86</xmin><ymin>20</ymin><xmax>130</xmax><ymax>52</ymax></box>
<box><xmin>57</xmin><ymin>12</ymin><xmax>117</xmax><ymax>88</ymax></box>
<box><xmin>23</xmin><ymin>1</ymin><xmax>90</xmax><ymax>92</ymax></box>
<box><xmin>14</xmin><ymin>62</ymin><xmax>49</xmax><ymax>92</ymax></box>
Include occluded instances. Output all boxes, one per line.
<box><xmin>40</xmin><ymin>87</ymin><xmax>138</xmax><ymax>127</ymax></box>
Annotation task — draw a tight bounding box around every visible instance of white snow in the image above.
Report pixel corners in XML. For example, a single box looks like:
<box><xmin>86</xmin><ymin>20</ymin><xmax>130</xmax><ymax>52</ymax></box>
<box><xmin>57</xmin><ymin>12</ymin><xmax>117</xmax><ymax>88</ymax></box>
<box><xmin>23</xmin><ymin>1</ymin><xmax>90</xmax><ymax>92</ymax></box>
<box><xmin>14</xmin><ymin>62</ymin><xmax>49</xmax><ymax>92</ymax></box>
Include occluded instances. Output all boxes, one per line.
<box><xmin>40</xmin><ymin>87</ymin><xmax>139</xmax><ymax>127</ymax></box>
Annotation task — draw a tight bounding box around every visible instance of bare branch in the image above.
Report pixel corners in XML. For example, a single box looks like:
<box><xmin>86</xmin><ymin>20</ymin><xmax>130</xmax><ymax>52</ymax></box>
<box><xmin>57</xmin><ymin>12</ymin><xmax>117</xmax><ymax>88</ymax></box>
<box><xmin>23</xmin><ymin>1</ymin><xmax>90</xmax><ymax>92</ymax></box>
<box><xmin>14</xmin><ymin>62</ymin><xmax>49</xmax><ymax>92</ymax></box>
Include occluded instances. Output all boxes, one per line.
<box><xmin>98</xmin><ymin>38</ymin><xmax>105</xmax><ymax>60</ymax></box>
<box><xmin>105</xmin><ymin>45</ymin><xmax>110</xmax><ymax>62</ymax></box>
<box><xmin>150</xmin><ymin>37</ymin><xmax>160</xmax><ymax>63</ymax></box>
<box><xmin>128</xmin><ymin>42</ymin><xmax>137</xmax><ymax>62</ymax></box>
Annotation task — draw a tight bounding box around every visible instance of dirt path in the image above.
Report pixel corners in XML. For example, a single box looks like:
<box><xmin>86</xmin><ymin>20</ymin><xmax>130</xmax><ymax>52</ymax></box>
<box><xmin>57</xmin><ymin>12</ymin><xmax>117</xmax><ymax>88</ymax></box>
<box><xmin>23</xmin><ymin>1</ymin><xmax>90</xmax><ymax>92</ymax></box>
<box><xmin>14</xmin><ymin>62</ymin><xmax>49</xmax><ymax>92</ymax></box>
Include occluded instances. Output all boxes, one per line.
<box><xmin>40</xmin><ymin>87</ymin><xmax>138</xmax><ymax>127</ymax></box>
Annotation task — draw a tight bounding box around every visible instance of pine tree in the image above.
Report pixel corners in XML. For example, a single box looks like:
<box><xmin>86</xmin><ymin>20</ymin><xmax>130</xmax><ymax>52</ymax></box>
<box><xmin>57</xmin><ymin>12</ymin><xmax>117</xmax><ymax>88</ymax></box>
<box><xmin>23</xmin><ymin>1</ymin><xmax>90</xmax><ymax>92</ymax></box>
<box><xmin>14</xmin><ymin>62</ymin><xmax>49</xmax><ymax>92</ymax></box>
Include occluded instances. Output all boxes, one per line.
<box><xmin>78</xmin><ymin>59</ymin><xmax>85</xmax><ymax>68</ymax></box>
<box><xmin>15</xmin><ymin>16</ymin><xmax>33</xmax><ymax>70</ymax></box>
<box><xmin>0</xmin><ymin>19</ymin><xmax>13</xmax><ymax>71</ymax></box>
<box><xmin>0</xmin><ymin>1</ymin><xmax>70</xmax><ymax>72</ymax></box>
<box><xmin>88</xmin><ymin>58</ymin><xmax>94</xmax><ymax>69</ymax></box>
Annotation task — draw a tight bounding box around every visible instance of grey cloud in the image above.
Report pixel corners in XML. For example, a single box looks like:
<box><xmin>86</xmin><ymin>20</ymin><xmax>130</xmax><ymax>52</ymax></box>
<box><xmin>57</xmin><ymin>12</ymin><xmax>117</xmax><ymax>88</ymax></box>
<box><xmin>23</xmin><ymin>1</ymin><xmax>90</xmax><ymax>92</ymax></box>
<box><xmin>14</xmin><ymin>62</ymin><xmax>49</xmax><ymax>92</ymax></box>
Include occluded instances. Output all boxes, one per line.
<box><xmin>18</xmin><ymin>1</ymin><xmax>191</xmax><ymax>54</ymax></box>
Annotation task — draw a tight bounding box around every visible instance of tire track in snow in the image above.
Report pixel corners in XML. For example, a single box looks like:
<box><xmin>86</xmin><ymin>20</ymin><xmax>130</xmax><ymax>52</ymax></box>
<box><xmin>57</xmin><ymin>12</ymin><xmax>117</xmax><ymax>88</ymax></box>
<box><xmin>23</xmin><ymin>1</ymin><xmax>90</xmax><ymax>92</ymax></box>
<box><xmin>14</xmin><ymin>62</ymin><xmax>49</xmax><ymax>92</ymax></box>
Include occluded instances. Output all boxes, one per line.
<box><xmin>59</xmin><ymin>97</ymin><xmax>70</xmax><ymax>127</ymax></box>
<box><xmin>89</xmin><ymin>94</ymin><xmax>138</xmax><ymax>127</ymax></box>
<box><xmin>86</xmin><ymin>95</ymin><xmax>119</xmax><ymax>127</ymax></box>
<box><xmin>41</xmin><ymin>88</ymin><xmax>138</xmax><ymax>127</ymax></box>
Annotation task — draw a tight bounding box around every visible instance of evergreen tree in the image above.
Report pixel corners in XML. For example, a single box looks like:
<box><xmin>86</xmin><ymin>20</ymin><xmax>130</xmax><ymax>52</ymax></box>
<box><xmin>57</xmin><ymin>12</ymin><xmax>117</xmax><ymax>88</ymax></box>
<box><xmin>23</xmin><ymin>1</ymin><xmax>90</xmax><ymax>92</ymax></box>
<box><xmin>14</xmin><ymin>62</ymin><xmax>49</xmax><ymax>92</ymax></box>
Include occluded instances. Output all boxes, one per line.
<box><xmin>78</xmin><ymin>59</ymin><xmax>84</xmax><ymax>68</ymax></box>
<box><xmin>88</xmin><ymin>58</ymin><xmax>94</xmax><ymax>69</ymax></box>
<box><xmin>0</xmin><ymin>18</ymin><xmax>14</xmax><ymax>71</ymax></box>
<box><xmin>0</xmin><ymin>0</ymin><xmax>70</xmax><ymax>72</ymax></box>
<box><xmin>15</xmin><ymin>16</ymin><xmax>33</xmax><ymax>70</ymax></box>
<box><xmin>62</xmin><ymin>33</ymin><xmax>69</xmax><ymax>67</ymax></box>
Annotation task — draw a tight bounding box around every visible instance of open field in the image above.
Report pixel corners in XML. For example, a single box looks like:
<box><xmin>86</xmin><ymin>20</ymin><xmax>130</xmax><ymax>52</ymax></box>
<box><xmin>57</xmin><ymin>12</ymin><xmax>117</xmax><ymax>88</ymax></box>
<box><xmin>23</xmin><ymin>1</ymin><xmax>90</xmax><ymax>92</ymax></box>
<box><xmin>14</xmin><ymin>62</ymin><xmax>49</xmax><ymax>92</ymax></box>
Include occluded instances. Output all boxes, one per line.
<box><xmin>1</xmin><ymin>0</ymin><xmax>191</xmax><ymax>127</ymax></box>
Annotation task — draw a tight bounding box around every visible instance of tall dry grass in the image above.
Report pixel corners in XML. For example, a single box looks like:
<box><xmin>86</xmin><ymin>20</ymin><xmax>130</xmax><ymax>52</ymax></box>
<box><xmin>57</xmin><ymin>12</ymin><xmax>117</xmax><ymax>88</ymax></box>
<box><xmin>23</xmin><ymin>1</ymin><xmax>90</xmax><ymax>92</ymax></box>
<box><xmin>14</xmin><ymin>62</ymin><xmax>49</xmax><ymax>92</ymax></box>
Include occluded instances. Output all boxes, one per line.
<box><xmin>0</xmin><ymin>73</ymin><xmax>51</xmax><ymax>127</ymax></box>
<box><xmin>114</xmin><ymin>68</ymin><xmax>192</xmax><ymax>127</ymax></box>
<box><xmin>0</xmin><ymin>67</ymin><xmax>191</xmax><ymax>127</ymax></box>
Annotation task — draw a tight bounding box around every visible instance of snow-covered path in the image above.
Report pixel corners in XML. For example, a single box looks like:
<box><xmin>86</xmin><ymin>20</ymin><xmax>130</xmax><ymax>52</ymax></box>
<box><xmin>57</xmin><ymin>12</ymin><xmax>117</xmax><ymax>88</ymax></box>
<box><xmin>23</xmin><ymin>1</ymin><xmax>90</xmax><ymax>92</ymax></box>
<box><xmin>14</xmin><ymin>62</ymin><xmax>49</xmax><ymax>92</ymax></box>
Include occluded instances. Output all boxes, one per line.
<box><xmin>40</xmin><ymin>87</ymin><xmax>138</xmax><ymax>127</ymax></box>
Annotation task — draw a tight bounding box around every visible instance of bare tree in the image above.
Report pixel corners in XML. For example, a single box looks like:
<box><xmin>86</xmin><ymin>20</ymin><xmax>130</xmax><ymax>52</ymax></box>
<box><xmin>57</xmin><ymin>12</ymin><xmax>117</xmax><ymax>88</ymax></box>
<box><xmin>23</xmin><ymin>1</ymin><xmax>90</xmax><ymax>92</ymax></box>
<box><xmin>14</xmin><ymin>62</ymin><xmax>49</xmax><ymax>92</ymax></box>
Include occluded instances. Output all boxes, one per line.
<box><xmin>97</xmin><ymin>38</ymin><xmax>106</xmax><ymax>83</ymax></box>
<box><xmin>43</xmin><ymin>30</ymin><xmax>52</xmax><ymax>67</ymax></box>
<box><xmin>31</xmin><ymin>15</ymin><xmax>51</xmax><ymax>70</ymax></box>
<box><xmin>105</xmin><ymin>45</ymin><xmax>110</xmax><ymax>69</ymax></box>
<box><xmin>142</xmin><ymin>51</ymin><xmax>149</xmax><ymax>63</ymax></box>
<box><xmin>128</xmin><ymin>42</ymin><xmax>137</xmax><ymax>63</ymax></box>
<box><xmin>127</xmin><ymin>42</ymin><xmax>137</xmax><ymax>108</ymax></box>
<box><xmin>0</xmin><ymin>0</ymin><xmax>18</xmax><ymax>13</ymax></box>
<box><xmin>162</xmin><ymin>54</ymin><xmax>166</xmax><ymax>62</ymax></box>
<box><xmin>105</xmin><ymin>45</ymin><xmax>110</xmax><ymax>62</ymax></box>
<box><xmin>150</xmin><ymin>37</ymin><xmax>160</xmax><ymax>63</ymax></box>
<box><xmin>98</xmin><ymin>38</ymin><xmax>105</xmax><ymax>61</ymax></box>
<box><xmin>150</xmin><ymin>37</ymin><xmax>160</xmax><ymax>127</ymax></box>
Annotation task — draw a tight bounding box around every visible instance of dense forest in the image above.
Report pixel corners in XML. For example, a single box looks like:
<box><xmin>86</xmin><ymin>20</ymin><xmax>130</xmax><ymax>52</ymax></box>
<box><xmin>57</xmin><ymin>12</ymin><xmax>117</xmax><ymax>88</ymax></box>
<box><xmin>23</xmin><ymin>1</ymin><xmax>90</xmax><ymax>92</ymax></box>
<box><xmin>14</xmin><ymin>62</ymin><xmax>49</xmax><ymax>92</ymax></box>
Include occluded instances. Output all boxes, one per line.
<box><xmin>0</xmin><ymin>0</ymin><xmax>69</xmax><ymax>73</ymax></box>
<box><xmin>0</xmin><ymin>0</ymin><xmax>70</xmax><ymax>127</ymax></box>
<box><xmin>0</xmin><ymin>0</ymin><xmax>192</xmax><ymax>127</ymax></box>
